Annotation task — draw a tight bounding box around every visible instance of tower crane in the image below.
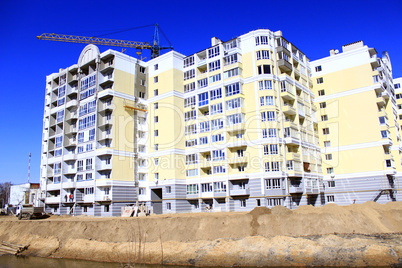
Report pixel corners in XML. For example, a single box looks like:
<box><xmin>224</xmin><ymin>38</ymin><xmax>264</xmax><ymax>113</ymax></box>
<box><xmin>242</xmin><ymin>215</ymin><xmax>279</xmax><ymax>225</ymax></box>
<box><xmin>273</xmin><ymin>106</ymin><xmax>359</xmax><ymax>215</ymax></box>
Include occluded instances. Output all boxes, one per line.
<box><xmin>37</xmin><ymin>24</ymin><xmax>173</xmax><ymax>59</ymax></box>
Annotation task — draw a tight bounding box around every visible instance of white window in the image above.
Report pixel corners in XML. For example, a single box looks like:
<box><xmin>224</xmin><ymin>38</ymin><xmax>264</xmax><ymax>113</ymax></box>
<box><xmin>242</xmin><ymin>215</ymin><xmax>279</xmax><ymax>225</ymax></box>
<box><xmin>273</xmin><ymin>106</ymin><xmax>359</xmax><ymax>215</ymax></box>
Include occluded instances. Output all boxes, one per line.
<box><xmin>201</xmin><ymin>183</ymin><xmax>213</xmax><ymax>192</ymax></box>
<box><xmin>227</xmin><ymin>113</ymin><xmax>243</xmax><ymax>125</ymax></box>
<box><xmin>213</xmin><ymin>166</ymin><xmax>226</xmax><ymax>174</ymax></box>
<box><xmin>199</xmin><ymin>136</ymin><xmax>208</xmax><ymax>145</ymax></box>
<box><xmin>327</xmin><ymin>195</ymin><xmax>335</xmax><ymax>202</ymax></box>
<box><xmin>183</xmin><ymin>56</ymin><xmax>194</xmax><ymax>68</ymax></box>
<box><xmin>55</xmin><ymin>136</ymin><xmax>63</xmax><ymax>148</ymax></box>
<box><xmin>187</xmin><ymin>184</ymin><xmax>199</xmax><ymax>194</ymax></box>
<box><xmin>212</xmin><ymin>134</ymin><xmax>224</xmax><ymax>142</ymax></box>
<box><xmin>267</xmin><ymin>198</ymin><xmax>282</xmax><ymax>207</ymax></box>
<box><xmin>225</xmin><ymin>82</ymin><xmax>241</xmax><ymax>97</ymax></box>
<box><xmin>327</xmin><ymin>167</ymin><xmax>334</xmax><ymax>174</ymax></box>
<box><xmin>210</xmin><ymin>88</ymin><xmax>222</xmax><ymax>100</ymax></box>
<box><xmin>271</xmin><ymin>162</ymin><xmax>280</xmax><ymax>171</ymax></box>
<box><xmin>324</xmin><ymin>141</ymin><xmax>331</xmax><ymax>147</ymax></box>
<box><xmin>139</xmin><ymin>188</ymin><xmax>146</xmax><ymax>195</ymax></box>
<box><xmin>315</xmin><ymin>65</ymin><xmax>322</xmax><ymax>72</ymax></box>
<box><xmin>166</xmin><ymin>203</ymin><xmax>171</xmax><ymax>210</ymax></box>
<box><xmin>321</xmin><ymin>115</ymin><xmax>328</xmax><ymax>121</ymax></box>
<box><xmin>214</xmin><ymin>182</ymin><xmax>226</xmax><ymax>192</ymax></box>
<box><xmin>259</xmin><ymin>80</ymin><xmax>273</xmax><ymax>90</ymax></box>
<box><xmin>270</xmin><ymin>144</ymin><xmax>278</xmax><ymax>154</ymax></box>
<box><xmin>184</xmin><ymin>96</ymin><xmax>196</xmax><ymax>108</ymax></box>
<box><xmin>208</xmin><ymin>46</ymin><xmax>220</xmax><ymax>58</ymax></box>
<box><xmin>154</xmin><ymin>158</ymin><xmax>159</xmax><ymax>166</ymax></box>
<box><xmin>86</xmin><ymin>158</ymin><xmax>92</xmax><ymax>170</ymax></box>
<box><xmin>212</xmin><ymin>150</ymin><xmax>225</xmax><ymax>161</ymax></box>
<box><xmin>184</xmin><ymin>69</ymin><xmax>195</xmax><ymax>80</ymax></box>
<box><xmin>223</xmin><ymin>53</ymin><xmax>238</xmax><ymax>65</ymax></box>
<box><xmin>269</xmin><ymin>128</ymin><xmax>277</xmax><ymax>137</ymax></box>
<box><xmin>185</xmin><ymin>139</ymin><xmax>197</xmax><ymax>147</ymax></box>
<box><xmin>224</xmin><ymin>68</ymin><xmax>239</xmax><ymax>79</ymax></box>
<box><xmin>184</xmin><ymin>82</ymin><xmax>195</xmax><ymax>93</ymax></box>
<box><xmin>209</xmin><ymin>60</ymin><xmax>221</xmax><ymax>72</ymax></box>
<box><xmin>198</xmin><ymin>78</ymin><xmax>208</xmax><ymax>89</ymax></box>
<box><xmin>325</xmin><ymin>154</ymin><xmax>332</xmax><ymax>160</ymax></box>
<box><xmin>186</xmin><ymin>154</ymin><xmax>198</xmax><ymax>165</ymax></box>
<box><xmin>184</xmin><ymin>110</ymin><xmax>197</xmax><ymax>121</ymax></box>
<box><xmin>317</xmin><ymin>78</ymin><xmax>324</xmax><ymax>84</ymax></box>
<box><xmin>154</xmin><ymin>64</ymin><xmax>158</xmax><ymax>70</ymax></box>
<box><xmin>154</xmin><ymin>76</ymin><xmax>158</xmax><ymax>83</ymax></box>
<box><xmin>323</xmin><ymin>128</ymin><xmax>330</xmax><ymax>135</ymax></box>
<box><xmin>256</xmin><ymin>50</ymin><xmax>270</xmax><ymax>60</ymax></box>
<box><xmin>209</xmin><ymin>73</ymin><xmax>221</xmax><ymax>83</ymax></box>
<box><xmin>255</xmin><ymin>36</ymin><xmax>269</xmax><ymax>46</ymax></box>
<box><xmin>211</xmin><ymin>103</ymin><xmax>223</xmax><ymax>115</ymax></box>
<box><xmin>211</xmin><ymin>118</ymin><xmax>224</xmax><ymax>130</ymax></box>
<box><xmin>199</xmin><ymin>121</ymin><xmax>210</xmax><ymax>133</ymax></box>
<box><xmin>328</xmin><ymin>181</ymin><xmax>335</xmax><ymax>188</ymax></box>
<box><xmin>267</xmin><ymin>111</ymin><xmax>275</xmax><ymax>121</ymax></box>
<box><xmin>262</xmin><ymin>129</ymin><xmax>268</xmax><ymax>138</ymax></box>
<box><xmin>257</xmin><ymin>65</ymin><xmax>271</xmax><ymax>74</ymax></box>
<box><xmin>226</xmin><ymin>98</ymin><xmax>242</xmax><ymax>110</ymax></box>
<box><xmin>85</xmin><ymin>187</ymin><xmax>94</xmax><ymax>195</ymax></box>
<box><xmin>185</xmin><ymin>124</ymin><xmax>197</xmax><ymax>135</ymax></box>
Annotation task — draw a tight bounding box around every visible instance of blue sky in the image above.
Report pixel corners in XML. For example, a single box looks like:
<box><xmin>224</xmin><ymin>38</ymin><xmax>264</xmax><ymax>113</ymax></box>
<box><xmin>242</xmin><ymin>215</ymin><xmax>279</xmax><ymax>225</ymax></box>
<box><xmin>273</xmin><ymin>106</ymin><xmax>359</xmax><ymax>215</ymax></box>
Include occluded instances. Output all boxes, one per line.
<box><xmin>1</xmin><ymin>0</ymin><xmax>401</xmax><ymax>184</ymax></box>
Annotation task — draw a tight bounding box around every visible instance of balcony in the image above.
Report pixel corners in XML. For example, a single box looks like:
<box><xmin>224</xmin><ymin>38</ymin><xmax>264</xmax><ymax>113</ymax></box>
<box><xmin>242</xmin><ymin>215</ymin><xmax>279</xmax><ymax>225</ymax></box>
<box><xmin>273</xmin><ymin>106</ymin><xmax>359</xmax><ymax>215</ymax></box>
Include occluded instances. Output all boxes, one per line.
<box><xmin>305</xmin><ymin>187</ymin><xmax>319</xmax><ymax>195</ymax></box>
<box><xmin>64</xmin><ymin>166</ymin><xmax>77</xmax><ymax>174</ymax></box>
<box><xmin>229</xmin><ymin>188</ymin><xmax>250</xmax><ymax>196</ymax></box>
<box><xmin>47</xmin><ymin>183</ymin><xmax>61</xmax><ymax>191</ymax></box>
<box><xmin>286</xmin><ymin>153</ymin><xmax>300</xmax><ymax>161</ymax></box>
<box><xmin>65</xmin><ymin>125</ymin><xmax>77</xmax><ymax>135</ymax></box>
<box><xmin>228</xmin><ymin>156</ymin><xmax>248</xmax><ymax>165</ymax></box>
<box><xmin>278</xmin><ymin>59</ymin><xmax>292</xmax><ymax>72</ymax></box>
<box><xmin>282</xmin><ymin>104</ymin><xmax>296</xmax><ymax>115</ymax></box>
<box><xmin>62</xmin><ymin>180</ymin><xmax>76</xmax><ymax>189</ymax></box>
<box><xmin>63</xmin><ymin>153</ymin><xmax>76</xmax><ymax>161</ymax></box>
<box><xmin>64</xmin><ymin>137</ymin><xmax>77</xmax><ymax>147</ymax></box>
<box><xmin>66</xmin><ymin>86</ymin><xmax>78</xmax><ymax>96</ymax></box>
<box><xmin>98</xmin><ymin>132</ymin><xmax>112</xmax><ymax>141</ymax></box>
<box><xmin>280</xmin><ymin>89</ymin><xmax>295</xmax><ymax>101</ymax></box>
<box><xmin>99</xmin><ymin>102</ymin><xmax>114</xmax><ymax>113</ymax></box>
<box><xmin>96</xmin><ymin>194</ymin><xmax>112</xmax><ymax>202</ymax></box>
<box><xmin>283</xmin><ymin>121</ymin><xmax>298</xmax><ymax>130</ymax></box>
<box><xmin>97</xmin><ymin>163</ymin><xmax>112</xmax><ymax>171</ymax></box>
<box><xmin>66</xmin><ymin>99</ymin><xmax>78</xmax><ymax>108</ymax></box>
<box><xmin>45</xmin><ymin>196</ymin><xmax>60</xmax><ymax>204</ymax></box>
<box><xmin>289</xmin><ymin>185</ymin><xmax>303</xmax><ymax>194</ymax></box>
<box><xmin>99</xmin><ymin>117</ymin><xmax>113</xmax><ymax>127</ymax></box>
<box><xmin>65</xmin><ymin>111</ymin><xmax>78</xmax><ymax>122</ymax></box>
<box><xmin>77</xmin><ymin>195</ymin><xmax>94</xmax><ymax>203</ymax></box>
<box><xmin>376</xmin><ymin>93</ymin><xmax>386</xmax><ymax>106</ymax></box>
<box><xmin>227</xmin><ymin>123</ymin><xmax>245</xmax><ymax>133</ymax></box>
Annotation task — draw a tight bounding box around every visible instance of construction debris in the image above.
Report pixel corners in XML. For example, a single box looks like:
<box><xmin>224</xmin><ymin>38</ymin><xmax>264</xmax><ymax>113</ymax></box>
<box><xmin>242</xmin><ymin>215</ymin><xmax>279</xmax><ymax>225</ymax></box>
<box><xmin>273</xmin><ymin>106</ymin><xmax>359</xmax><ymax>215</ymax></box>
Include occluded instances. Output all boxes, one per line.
<box><xmin>0</xmin><ymin>241</ymin><xmax>28</xmax><ymax>255</ymax></box>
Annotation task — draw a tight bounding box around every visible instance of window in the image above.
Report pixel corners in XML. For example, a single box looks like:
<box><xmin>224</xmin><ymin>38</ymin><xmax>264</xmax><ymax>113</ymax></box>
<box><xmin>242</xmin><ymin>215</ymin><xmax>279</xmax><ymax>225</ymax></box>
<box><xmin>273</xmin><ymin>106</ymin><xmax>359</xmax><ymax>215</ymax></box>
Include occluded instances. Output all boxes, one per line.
<box><xmin>210</xmin><ymin>88</ymin><xmax>222</xmax><ymax>100</ymax></box>
<box><xmin>256</xmin><ymin>50</ymin><xmax>270</xmax><ymax>60</ymax></box>
<box><xmin>271</xmin><ymin>162</ymin><xmax>280</xmax><ymax>171</ymax></box>
<box><xmin>185</xmin><ymin>124</ymin><xmax>197</xmax><ymax>135</ymax></box>
<box><xmin>212</xmin><ymin>134</ymin><xmax>224</xmax><ymax>142</ymax></box>
<box><xmin>187</xmin><ymin>184</ymin><xmax>199</xmax><ymax>194</ymax></box>
<box><xmin>270</xmin><ymin>144</ymin><xmax>278</xmax><ymax>154</ymax></box>
<box><xmin>57</xmin><ymin>110</ymin><xmax>64</xmax><ymax>122</ymax></box>
<box><xmin>86</xmin><ymin>158</ymin><xmax>92</xmax><ymax>170</ymax></box>
<box><xmin>255</xmin><ymin>36</ymin><xmax>269</xmax><ymax>46</ymax></box>
<box><xmin>386</xmin><ymin>159</ymin><xmax>392</xmax><ymax>167</ymax></box>
<box><xmin>140</xmin><ymin>79</ymin><xmax>146</xmax><ymax>86</ymax></box>
<box><xmin>226</xmin><ymin>98</ymin><xmax>242</xmax><ymax>110</ymax></box>
<box><xmin>104</xmin><ymin>205</ymin><xmax>109</xmax><ymax>212</ymax></box>
<box><xmin>211</xmin><ymin>103</ymin><xmax>222</xmax><ymax>115</ymax></box>
<box><xmin>327</xmin><ymin>195</ymin><xmax>335</xmax><ymax>202</ymax></box>
<box><xmin>184</xmin><ymin>69</ymin><xmax>195</xmax><ymax>81</ymax></box>
<box><xmin>209</xmin><ymin>60</ymin><xmax>221</xmax><ymax>72</ymax></box>
<box><xmin>327</xmin><ymin>167</ymin><xmax>334</xmax><ymax>174</ymax></box>
<box><xmin>58</xmin><ymin>85</ymin><xmax>66</xmax><ymax>98</ymax></box>
<box><xmin>325</xmin><ymin>154</ymin><xmax>332</xmax><ymax>160</ymax></box>
<box><xmin>267</xmin><ymin>111</ymin><xmax>275</xmax><ymax>121</ymax></box>
<box><xmin>212</xmin><ymin>150</ymin><xmax>225</xmax><ymax>161</ymax></box>
<box><xmin>260</xmin><ymin>96</ymin><xmax>274</xmax><ymax>106</ymax></box>
<box><xmin>199</xmin><ymin>121</ymin><xmax>210</xmax><ymax>133</ymax></box>
<box><xmin>154</xmin><ymin>130</ymin><xmax>158</xmax><ymax>137</ymax></box>
<box><xmin>395</xmin><ymin>83</ymin><xmax>401</xmax><ymax>89</ymax></box>
<box><xmin>154</xmin><ymin>103</ymin><xmax>158</xmax><ymax>110</ymax></box>
<box><xmin>379</xmin><ymin>116</ymin><xmax>386</xmax><ymax>124</ymax></box>
<box><xmin>186</xmin><ymin>154</ymin><xmax>198</xmax><ymax>165</ymax></box>
<box><xmin>236</xmin><ymin>133</ymin><xmax>243</xmax><ymax>139</ymax></box>
<box><xmin>213</xmin><ymin>166</ymin><xmax>226</xmax><ymax>174</ymax></box>
<box><xmin>240</xmin><ymin>199</ymin><xmax>246</xmax><ymax>208</ymax></box>
<box><xmin>269</xmin><ymin>128</ymin><xmax>277</xmax><ymax>138</ymax></box>
<box><xmin>267</xmin><ymin>198</ymin><xmax>282</xmax><ymax>207</ymax></box>
<box><xmin>184</xmin><ymin>56</ymin><xmax>194</xmax><ymax>68</ymax></box>
<box><xmin>154</xmin><ymin>64</ymin><xmax>158</xmax><ymax>70</ymax></box>
<box><xmin>185</xmin><ymin>139</ymin><xmax>197</xmax><ymax>147</ymax></box>
<box><xmin>227</xmin><ymin>113</ymin><xmax>243</xmax><ymax>125</ymax></box>
<box><xmin>225</xmin><ymin>82</ymin><xmax>241</xmax><ymax>97</ymax></box>
<box><xmin>224</xmin><ymin>68</ymin><xmax>239</xmax><ymax>79</ymax></box>
<box><xmin>184</xmin><ymin>82</ymin><xmax>195</xmax><ymax>93</ymax></box>
<box><xmin>139</xmin><ymin>66</ymin><xmax>145</xmax><ymax>73</ymax></box>
<box><xmin>85</xmin><ymin>187</ymin><xmax>94</xmax><ymax>195</ymax></box>
<box><xmin>324</xmin><ymin>141</ymin><xmax>331</xmax><ymax>147</ymax></box>
<box><xmin>318</xmin><ymin>90</ymin><xmax>325</xmax><ymax>96</ymax></box>
<box><xmin>261</xmin><ymin>112</ymin><xmax>267</xmax><ymax>122</ymax></box>
<box><xmin>265</xmin><ymin>179</ymin><xmax>281</xmax><ymax>189</ymax></box>
<box><xmin>257</xmin><ymin>65</ymin><xmax>271</xmax><ymax>74</ymax></box>
<box><xmin>211</xmin><ymin>118</ymin><xmax>223</xmax><ymax>130</ymax></box>
<box><xmin>262</xmin><ymin>129</ymin><xmax>268</xmax><ymax>138</ymax></box>
<box><xmin>77</xmin><ymin>160</ymin><xmax>83</xmax><ymax>171</ymax></box>
<box><xmin>315</xmin><ymin>66</ymin><xmax>322</xmax><ymax>72</ymax></box>
<box><xmin>321</xmin><ymin>115</ymin><xmax>328</xmax><ymax>121</ymax></box>
<box><xmin>259</xmin><ymin>80</ymin><xmax>273</xmax><ymax>90</ymax></box>
<box><xmin>154</xmin><ymin>76</ymin><xmax>158</xmax><ymax>83</ymax></box>
<box><xmin>323</xmin><ymin>128</ymin><xmax>330</xmax><ymax>135</ymax></box>
<box><xmin>208</xmin><ymin>46</ymin><xmax>220</xmax><ymax>58</ymax></box>
<box><xmin>198</xmin><ymin>78</ymin><xmax>208</xmax><ymax>89</ymax></box>
<box><xmin>223</xmin><ymin>54</ymin><xmax>238</xmax><ymax>65</ymax></box>
<box><xmin>184</xmin><ymin>110</ymin><xmax>197</xmax><ymax>121</ymax></box>
<box><xmin>55</xmin><ymin>136</ymin><xmax>63</xmax><ymax>148</ymax></box>
<box><xmin>165</xmin><ymin>186</ymin><xmax>171</xmax><ymax>194</ymax></box>
<box><xmin>58</xmin><ymin>98</ymin><xmax>65</xmax><ymax>106</ymax></box>
<box><xmin>154</xmin><ymin>116</ymin><xmax>158</xmax><ymax>123</ymax></box>
<box><xmin>328</xmin><ymin>181</ymin><xmax>335</xmax><ymax>188</ymax></box>
<box><xmin>209</xmin><ymin>73</ymin><xmax>221</xmax><ymax>83</ymax></box>
<box><xmin>317</xmin><ymin>78</ymin><xmax>324</xmax><ymax>84</ymax></box>
<box><xmin>154</xmin><ymin>89</ymin><xmax>158</xmax><ymax>96</ymax></box>
<box><xmin>184</xmin><ymin>96</ymin><xmax>196</xmax><ymax>107</ymax></box>
<box><xmin>86</xmin><ymin>143</ymin><xmax>93</xmax><ymax>152</ymax></box>
<box><xmin>199</xmin><ymin>136</ymin><xmax>208</xmax><ymax>145</ymax></box>
<box><xmin>320</xmin><ymin>102</ymin><xmax>326</xmax><ymax>108</ymax></box>
<box><xmin>86</xmin><ymin>173</ymin><xmax>93</xmax><ymax>180</ymax></box>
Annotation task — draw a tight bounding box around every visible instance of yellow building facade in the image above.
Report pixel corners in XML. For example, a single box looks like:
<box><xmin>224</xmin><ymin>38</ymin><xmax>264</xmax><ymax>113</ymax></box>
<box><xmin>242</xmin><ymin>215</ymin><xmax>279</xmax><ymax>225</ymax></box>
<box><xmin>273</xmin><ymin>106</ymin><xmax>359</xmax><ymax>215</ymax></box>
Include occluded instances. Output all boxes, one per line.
<box><xmin>311</xmin><ymin>41</ymin><xmax>401</xmax><ymax>205</ymax></box>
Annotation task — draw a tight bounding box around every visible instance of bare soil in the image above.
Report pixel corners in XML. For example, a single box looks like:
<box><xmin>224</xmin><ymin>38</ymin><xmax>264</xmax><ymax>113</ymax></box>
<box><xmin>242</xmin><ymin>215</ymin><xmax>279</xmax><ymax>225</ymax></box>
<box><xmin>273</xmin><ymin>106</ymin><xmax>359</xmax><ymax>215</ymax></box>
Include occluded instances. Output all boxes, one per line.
<box><xmin>0</xmin><ymin>201</ymin><xmax>401</xmax><ymax>266</ymax></box>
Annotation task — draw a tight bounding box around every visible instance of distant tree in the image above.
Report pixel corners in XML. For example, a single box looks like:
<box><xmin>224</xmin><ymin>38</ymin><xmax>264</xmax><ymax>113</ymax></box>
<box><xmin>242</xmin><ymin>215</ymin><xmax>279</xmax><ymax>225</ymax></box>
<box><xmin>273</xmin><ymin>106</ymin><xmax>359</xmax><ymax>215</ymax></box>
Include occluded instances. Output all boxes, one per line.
<box><xmin>0</xmin><ymin>182</ymin><xmax>11</xmax><ymax>208</ymax></box>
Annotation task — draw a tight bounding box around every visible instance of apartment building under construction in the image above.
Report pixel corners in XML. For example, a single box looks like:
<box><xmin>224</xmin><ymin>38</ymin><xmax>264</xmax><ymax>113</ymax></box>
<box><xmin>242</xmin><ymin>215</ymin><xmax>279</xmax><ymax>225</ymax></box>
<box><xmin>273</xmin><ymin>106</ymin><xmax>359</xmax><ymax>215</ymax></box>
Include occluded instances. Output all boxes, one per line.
<box><xmin>40</xmin><ymin>29</ymin><xmax>324</xmax><ymax>215</ymax></box>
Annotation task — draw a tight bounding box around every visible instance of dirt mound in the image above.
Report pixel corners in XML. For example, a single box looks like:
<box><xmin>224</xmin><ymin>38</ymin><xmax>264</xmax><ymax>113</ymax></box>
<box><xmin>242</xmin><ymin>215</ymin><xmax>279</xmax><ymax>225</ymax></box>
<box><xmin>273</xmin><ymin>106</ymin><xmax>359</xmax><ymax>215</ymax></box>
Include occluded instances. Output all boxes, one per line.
<box><xmin>271</xmin><ymin>205</ymin><xmax>292</xmax><ymax>215</ymax></box>
<box><xmin>248</xmin><ymin>206</ymin><xmax>271</xmax><ymax>217</ymax></box>
<box><xmin>0</xmin><ymin>201</ymin><xmax>401</xmax><ymax>266</ymax></box>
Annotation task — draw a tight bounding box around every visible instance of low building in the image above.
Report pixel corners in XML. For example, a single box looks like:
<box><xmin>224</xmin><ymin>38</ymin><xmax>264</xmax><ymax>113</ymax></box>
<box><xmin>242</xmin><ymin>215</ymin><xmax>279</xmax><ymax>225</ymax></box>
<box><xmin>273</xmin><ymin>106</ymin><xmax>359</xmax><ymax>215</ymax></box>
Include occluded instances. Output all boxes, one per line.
<box><xmin>9</xmin><ymin>183</ymin><xmax>41</xmax><ymax>207</ymax></box>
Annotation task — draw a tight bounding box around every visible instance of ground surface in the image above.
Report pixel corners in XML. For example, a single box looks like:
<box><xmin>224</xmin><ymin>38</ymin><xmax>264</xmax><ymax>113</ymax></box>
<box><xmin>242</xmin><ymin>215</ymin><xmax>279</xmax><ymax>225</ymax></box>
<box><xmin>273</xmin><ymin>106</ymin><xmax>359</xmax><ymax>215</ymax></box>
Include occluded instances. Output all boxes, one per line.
<box><xmin>0</xmin><ymin>201</ymin><xmax>401</xmax><ymax>266</ymax></box>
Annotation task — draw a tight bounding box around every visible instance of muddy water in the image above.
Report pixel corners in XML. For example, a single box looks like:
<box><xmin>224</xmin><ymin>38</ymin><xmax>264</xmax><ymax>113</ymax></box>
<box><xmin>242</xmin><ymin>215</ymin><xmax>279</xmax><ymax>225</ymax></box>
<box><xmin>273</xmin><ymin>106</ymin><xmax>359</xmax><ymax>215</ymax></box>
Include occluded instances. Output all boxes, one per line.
<box><xmin>0</xmin><ymin>255</ymin><xmax>120</xmax><ymax>267</ymax></box>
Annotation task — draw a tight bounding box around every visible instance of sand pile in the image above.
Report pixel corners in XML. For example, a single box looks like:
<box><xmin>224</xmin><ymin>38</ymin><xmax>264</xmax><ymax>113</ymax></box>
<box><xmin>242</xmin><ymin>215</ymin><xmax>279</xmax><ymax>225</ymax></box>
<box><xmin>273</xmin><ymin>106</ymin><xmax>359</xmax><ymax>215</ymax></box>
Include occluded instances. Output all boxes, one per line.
<box><xmin>0</xmin><ymin>201</ymin><xmax>400</xmax><ymax>266</ymax></box>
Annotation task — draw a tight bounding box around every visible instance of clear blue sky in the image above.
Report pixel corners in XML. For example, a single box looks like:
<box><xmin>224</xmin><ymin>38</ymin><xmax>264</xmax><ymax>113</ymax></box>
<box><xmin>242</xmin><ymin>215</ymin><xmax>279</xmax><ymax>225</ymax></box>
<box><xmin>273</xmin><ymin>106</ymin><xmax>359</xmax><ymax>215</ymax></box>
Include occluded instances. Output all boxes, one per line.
<box><xmin>1</xmin><ymin>0</ymin><xmax>401</xmax><ymax>185</ymax></box>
